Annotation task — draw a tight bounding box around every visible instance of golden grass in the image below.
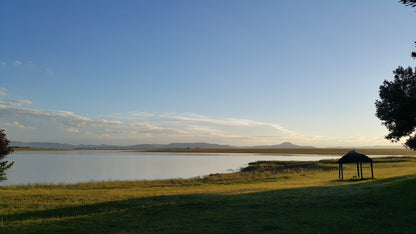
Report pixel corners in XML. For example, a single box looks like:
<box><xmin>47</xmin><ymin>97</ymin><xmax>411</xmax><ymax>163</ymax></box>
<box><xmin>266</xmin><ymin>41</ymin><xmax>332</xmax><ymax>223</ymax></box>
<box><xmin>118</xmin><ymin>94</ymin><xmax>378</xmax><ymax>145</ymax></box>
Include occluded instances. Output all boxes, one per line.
<box><xmin>1</xmin><ymin>157</ymin><xmax>415</xmax><ymax>215</ymax></box>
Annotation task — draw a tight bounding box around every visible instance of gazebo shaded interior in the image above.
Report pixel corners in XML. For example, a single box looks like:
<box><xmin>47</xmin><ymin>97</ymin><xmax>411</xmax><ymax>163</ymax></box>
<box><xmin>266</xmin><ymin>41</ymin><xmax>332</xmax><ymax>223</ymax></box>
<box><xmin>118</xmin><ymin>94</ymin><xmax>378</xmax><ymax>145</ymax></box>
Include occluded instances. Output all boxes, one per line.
<box><xmin>338</xmin><ymin>150</ymin><xmax>374</xmax><ymax>179</ymax></box>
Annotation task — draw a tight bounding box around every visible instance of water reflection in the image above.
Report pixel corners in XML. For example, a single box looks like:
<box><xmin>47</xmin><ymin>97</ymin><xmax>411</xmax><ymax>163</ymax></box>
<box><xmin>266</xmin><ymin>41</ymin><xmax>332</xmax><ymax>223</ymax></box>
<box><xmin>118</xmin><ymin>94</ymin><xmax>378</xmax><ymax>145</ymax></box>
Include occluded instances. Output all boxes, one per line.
<box><xmin>2</xmin><ymin>150</ymin><xmax>342</xmax><ymax>185</ymax></box>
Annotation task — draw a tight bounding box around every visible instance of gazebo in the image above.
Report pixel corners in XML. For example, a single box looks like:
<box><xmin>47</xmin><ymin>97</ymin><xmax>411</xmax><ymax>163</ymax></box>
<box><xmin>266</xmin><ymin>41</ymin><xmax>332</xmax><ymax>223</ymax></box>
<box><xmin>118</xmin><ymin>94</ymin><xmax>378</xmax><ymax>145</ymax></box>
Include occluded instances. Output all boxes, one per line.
<box><xmin>338</xmin><ymin>150</ymin><xmax>374</xmax><ymax>180</ymax></box>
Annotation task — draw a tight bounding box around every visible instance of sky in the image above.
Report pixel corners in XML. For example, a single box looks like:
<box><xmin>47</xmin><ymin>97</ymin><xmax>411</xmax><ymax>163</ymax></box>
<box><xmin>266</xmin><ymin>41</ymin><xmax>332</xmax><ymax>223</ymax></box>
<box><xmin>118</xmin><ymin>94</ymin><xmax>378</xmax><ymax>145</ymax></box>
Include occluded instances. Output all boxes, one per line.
<box><xmin>1</xmin><ymin>0</ymin><xmax>415</xmax><ymax>147</ymax></box>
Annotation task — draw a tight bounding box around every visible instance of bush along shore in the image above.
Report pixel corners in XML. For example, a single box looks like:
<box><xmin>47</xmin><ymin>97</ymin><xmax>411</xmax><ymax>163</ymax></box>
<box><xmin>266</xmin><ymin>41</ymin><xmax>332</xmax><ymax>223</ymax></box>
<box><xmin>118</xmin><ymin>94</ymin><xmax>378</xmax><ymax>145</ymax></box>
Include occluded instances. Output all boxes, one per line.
<box><xmin>1</xmin><ymin>157</ymin><xmax>416</xmax><ymax>233</ymax></box>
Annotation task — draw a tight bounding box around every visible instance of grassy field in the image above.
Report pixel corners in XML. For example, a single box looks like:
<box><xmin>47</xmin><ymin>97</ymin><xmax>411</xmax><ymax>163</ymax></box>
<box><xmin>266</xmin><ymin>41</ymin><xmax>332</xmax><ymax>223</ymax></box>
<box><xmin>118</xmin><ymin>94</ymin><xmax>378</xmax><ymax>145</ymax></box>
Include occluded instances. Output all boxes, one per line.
<box><xmin>1</xmin><ymin>157</ymin><xmax>416</xmax><ymax>233</ymax></box>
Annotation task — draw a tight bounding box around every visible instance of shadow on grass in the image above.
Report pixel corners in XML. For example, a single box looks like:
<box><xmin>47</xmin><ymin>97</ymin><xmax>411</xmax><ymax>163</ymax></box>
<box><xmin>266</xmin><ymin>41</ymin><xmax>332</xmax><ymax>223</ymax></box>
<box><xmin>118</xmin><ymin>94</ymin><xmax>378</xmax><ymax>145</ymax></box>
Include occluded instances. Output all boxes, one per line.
<box><xmin>335</xmin><ymin>178</ymin><xmax>374</xmax><ymax>183</ymax></box>
<box><xmin>2</xmin><ymin>175</ymin><xmax>416</xmax><ymax>233</ymax></box>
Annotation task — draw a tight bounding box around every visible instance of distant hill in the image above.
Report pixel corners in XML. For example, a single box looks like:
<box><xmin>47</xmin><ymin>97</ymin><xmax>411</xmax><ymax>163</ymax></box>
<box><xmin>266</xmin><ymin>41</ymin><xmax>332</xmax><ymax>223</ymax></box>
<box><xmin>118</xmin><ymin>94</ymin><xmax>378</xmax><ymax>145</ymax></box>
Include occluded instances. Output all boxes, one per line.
<box><xmin>16</xmin><ymin>141</ymin><xmax>402</xmax><ymax>150</ymax></box>
<box><xmin>13</xmin><ymin>141</ymin><xmax>403</xmax><ymax>150</ymax></box>
<box><xmin>10</xmin><ymin>141</ymin><xmax>75</xmax><ymax>149</ymax></box>
<box><xmin>252</xmin><ymin>142</ymin><xmax>315</xmax><ymax>149</ymax></box>
<box><xmin>161</xmin><ymin>142</ymin><xmax>233</xmax><ymax>149</ymax></box>
<box><xmin>10</xmin><ymin>141</ymin><xmax>232</xmax><ymax>149</ymax></box>
<box><xmin>128</xmin><ymin>144</ymin><xmax>166</xmax><ymax>149</ymax></box>
<box><xmin>74</xmin><ymin>144</ymin><xmax>168</xmax><ymax>149</ymax></box>
<box><xmin>329</xmin><ymin>145</ymin><xmax>404</xmax><ymax>149</ymax></box>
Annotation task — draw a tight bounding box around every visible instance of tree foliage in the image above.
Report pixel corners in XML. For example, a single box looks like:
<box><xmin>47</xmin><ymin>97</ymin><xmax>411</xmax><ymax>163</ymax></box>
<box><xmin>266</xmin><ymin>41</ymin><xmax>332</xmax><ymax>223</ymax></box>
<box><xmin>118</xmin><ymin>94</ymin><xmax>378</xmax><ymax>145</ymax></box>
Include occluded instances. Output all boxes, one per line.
<box><xmin>0</xmin><ymin>129</ymin><xmax>14</xmax><ymax>182</ymax></box>
<box><xmin>400</xmin><ymin>0</ymin><xmax>416</xmax><ymax>8</ymax></box>
<box><xmin>375</xmin><ymin>1</ymin><xmax>416</xmax><ymax>149</ymax></box>
<box><xmin>375</xmin><ymin>67</ymin><xmax>416</xmax><ymax>149</ymax></box>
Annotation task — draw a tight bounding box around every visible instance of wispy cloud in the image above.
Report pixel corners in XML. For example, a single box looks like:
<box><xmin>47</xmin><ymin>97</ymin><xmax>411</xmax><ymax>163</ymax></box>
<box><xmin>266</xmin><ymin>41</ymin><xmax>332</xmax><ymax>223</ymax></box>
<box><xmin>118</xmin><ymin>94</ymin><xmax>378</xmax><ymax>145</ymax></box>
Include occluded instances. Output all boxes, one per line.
<box><xmin>0</xmin><ymin>108</ymin><xmax>122</xmax><ymax>128</ymax></box>
<box><xmin>129</xmin><ymin>122</ymin><xmax>186</xmax><ymax>134</ymax></box>
<box><xmin>107</xmin><ymin>112</ymin><xmax>155</xmax><ymax>121</ymax></box>
<box><xmin>2</xmin><ymin>59</ymin><xmax>55</xmax><ymax>78</ymax></box>
<box><xmin>45</xmin><ymin>68</ymin><xmax>54</xmax><ymax>77</ymax></box>
<box><xmin>0</xmin><ymin>88</ymin><xmax>7</xmax><ymax>97</ymax></box>
<box><xmin>0</xmin><ymin>91</ymin><xmax>390</xmax><ymax>147</ymax></box>
<box><xmin>0</xmin><ymin>90</ymin><xmax>32</xmax><ymax>108</ymax></box>
<box><xmin>67</xmin><ymin>127</ymin><xmax>80</xmax><ymax>134</ymax></box>
<box><xmin>13</xmin><ymin>60</ymin><xmax>22</xmax><ymax>67</ymax></box>
<box><xmin>168</xmin><ymin>113</ymin><xmax>296</xmax><ymax>135</ymax></box>
<box><xmin>1</xmin><ymin>104</ymin><xmax>313</xmax><ymax>145</ymax></box>
<box><xmin>5</xmin><ymin>121</ymin><xmax>35</xmax><ymax>130</ymax></box>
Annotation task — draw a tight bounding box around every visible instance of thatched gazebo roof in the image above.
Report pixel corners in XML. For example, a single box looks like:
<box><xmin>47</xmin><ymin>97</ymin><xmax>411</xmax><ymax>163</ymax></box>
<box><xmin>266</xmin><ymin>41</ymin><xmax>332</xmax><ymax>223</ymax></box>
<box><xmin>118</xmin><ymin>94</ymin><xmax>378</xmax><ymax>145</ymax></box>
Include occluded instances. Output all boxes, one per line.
<box><xmin>338</xmin><ymin>150</ymin><xmax>374</xmax><ymax>180</ymax></box>
<box><xmin>338</xmin><ymin>150</ymin><xmax>373</xmax><ymax>164</ymax></box>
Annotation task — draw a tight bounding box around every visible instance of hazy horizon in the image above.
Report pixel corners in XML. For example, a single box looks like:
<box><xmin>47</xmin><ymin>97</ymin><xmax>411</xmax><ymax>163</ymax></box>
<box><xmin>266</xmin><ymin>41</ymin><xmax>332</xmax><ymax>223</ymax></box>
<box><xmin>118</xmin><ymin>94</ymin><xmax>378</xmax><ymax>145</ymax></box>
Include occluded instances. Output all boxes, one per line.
<box><xmin>1</xmin><ymin>1</ymin><xmax>415</xmax><ymax>147</ymax></box>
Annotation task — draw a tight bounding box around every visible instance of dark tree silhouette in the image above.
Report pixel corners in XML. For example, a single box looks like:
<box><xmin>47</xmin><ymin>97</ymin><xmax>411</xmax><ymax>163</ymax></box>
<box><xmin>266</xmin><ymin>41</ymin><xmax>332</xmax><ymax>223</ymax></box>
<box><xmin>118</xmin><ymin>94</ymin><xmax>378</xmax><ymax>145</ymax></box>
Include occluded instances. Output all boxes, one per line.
<box><xmin>0</xmin><ymin>129</ymin><xmax>14</xmax><ymax>182</ymax></box>
<box><xmin>413</xmin><ymin>43</ymin><xmax>416</xmax><ymax>58</ymax></box>
<box><xmin>375</xmin><ymin>1</ymin><xmax>416</xmax><ymax>149</ymax></box>
<box><xmin>376</xmin><ymin>67</ymin><xmax>416</xmax><ymax>149</ymax></box>
<box><xmin>400</xmin><ymin>0</ymin><xmax>416</xmax><ymax>7</ymax></box>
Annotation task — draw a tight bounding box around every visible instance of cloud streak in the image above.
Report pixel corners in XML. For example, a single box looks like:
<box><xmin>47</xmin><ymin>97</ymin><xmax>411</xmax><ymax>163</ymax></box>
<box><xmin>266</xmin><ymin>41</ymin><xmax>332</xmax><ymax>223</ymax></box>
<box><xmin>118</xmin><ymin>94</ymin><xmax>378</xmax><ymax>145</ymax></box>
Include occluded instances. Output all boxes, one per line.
<box><xmin>13</xmin><ymin>60</ymin><xmax>22</xmax><ymax>67</ymax></box>
<box><xmin>0</xmin><ymin>90</ymin><xmax>390</xmax><ymax>147</ymax></box>
<box><xmin>67</xmin><ymin>127</ymin><xmax>80</xmax><ymax>134</ymax></box>
<box><xmin>1</xmin><ymin>104</ymin><xmax>314</xmax><ymax>145</ymax></box>
<box><xmin>5</xmin><ymin>121</ymin><xmax>35</xmax><ymax>130</ymax></box>
<box><xmin>0</xmin><ymin>108</ymin><xmax>122</xmax><ymax>128</ymax></box>
<box><xmin>0</xmin><ymin>89</ymin><xmax>32</xmax><ymax>108</ymax></box>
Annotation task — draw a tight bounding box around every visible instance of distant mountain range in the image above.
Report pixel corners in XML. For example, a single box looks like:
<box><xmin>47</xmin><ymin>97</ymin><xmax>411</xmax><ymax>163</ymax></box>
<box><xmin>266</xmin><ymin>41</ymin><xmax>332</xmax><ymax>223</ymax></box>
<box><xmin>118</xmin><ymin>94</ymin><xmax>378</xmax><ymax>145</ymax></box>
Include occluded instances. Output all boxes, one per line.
<box><xmin>10</xmin><ymin>141</ymin><xmax>403</xmax><ymax>149</ymax></box>
<box><xmin>10</xmin><ymin>141</ymin><xmax>315</xmax><ymax>149</ymax></box>
<box><xmin>11</xmin><ymin>141</ymin><xmax>76</xmax><ymax>149</ymax></box>
<box><xmin>10</xmin><ymin>141</ymin><xmax>233</xmax><ymax>149</ymax></box>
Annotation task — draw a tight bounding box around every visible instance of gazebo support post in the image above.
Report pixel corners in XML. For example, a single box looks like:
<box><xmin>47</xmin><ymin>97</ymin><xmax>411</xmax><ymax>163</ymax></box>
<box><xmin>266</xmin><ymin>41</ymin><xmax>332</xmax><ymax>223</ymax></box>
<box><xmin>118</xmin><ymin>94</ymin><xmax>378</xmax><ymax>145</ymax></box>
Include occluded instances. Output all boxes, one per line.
<box><xmin>356</xmin><ymin>162</ymin><xmax>360</xmax><ymax>178</ymax></box>
<box><xmin>370</xmin><ymin>162</ymin><xmax>374</xmax><ymax>179</ymax></box>
<box><xmin>339</xmin><ymin>163</ymin><xmax>344</xmax><ymax>180</ymax></box>
<box><xmin>338</xmin><ymin>164</ymin><xmax>341</xmax><ymax>179</ymax></box>
<box><xmin>360</xmin><ymin>162</ymin><xmax>363</xmax><ymax>179</ymax></box>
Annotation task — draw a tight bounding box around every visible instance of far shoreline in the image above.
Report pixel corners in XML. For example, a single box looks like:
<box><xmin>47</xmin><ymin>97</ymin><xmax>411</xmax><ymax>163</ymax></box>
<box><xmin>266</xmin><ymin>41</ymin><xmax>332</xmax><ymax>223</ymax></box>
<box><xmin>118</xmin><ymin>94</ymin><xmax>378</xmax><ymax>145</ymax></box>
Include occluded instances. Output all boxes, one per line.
<box><xmin>145</xmin><ymin>148</ymin><xmax>416</xmax><ymax>155</ymax></box>
<box><xmin>11</xmin><ymin>147</ymin><xmax>416</xmax><ymax>155</ymax></box>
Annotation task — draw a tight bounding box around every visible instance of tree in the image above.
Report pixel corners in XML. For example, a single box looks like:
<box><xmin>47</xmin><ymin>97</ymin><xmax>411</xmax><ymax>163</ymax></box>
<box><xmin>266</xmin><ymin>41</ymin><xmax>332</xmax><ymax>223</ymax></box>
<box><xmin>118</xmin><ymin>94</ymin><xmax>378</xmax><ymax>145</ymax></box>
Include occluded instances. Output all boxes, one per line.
<box><xmin>0</xmin><ymin>129</ymin><xmax>14</xmax><ymax>182</ymax></box>
<box><xmin>375</xmin><ymin>1</ymin><xmax>416</xmax><ymax>149</ymax></box>
<box><xmin>375</xmin><ymin>67</ymin><xmax>416</xmax><ymax>149</ymax></box>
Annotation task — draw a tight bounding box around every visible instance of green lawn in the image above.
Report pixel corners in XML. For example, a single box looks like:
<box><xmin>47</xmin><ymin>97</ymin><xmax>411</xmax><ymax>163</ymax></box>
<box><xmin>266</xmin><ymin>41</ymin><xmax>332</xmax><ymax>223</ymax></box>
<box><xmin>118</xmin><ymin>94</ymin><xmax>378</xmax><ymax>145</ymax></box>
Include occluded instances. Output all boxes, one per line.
<box><xmin>1</xmin><ymin>157</ymin><xmax>416</xmax><ymax>233</ymax></box>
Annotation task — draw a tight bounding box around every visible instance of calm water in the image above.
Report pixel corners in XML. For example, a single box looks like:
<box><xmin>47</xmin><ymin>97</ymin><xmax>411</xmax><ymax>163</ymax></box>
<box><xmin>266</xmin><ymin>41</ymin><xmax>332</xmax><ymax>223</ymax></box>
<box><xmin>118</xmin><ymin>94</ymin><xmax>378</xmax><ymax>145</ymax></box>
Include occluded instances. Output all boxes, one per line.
<box><xmin>2</xmin><ymin>150</ymin><xmax>344</xmax><ymax>185</ymax></box>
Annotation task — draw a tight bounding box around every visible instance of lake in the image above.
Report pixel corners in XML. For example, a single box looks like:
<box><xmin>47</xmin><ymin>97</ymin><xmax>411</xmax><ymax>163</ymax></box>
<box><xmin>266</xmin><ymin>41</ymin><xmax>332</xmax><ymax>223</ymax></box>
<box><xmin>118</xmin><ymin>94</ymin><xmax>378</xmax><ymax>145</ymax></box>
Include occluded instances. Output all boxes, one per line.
<box><xmin>2</xmin><ymin>150</ymin><xmax>344</xmax><ymax>185</ymax></box>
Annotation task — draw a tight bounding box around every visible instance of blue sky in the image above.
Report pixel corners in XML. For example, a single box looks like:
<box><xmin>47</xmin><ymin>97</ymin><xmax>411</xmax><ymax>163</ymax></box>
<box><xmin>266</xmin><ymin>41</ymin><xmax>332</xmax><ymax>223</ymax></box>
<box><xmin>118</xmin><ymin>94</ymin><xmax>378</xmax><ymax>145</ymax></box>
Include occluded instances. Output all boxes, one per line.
<box><xmin>1</xmin><ymin>0</ymin><xmax>415</xmax><ymax>147</ymax></box>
